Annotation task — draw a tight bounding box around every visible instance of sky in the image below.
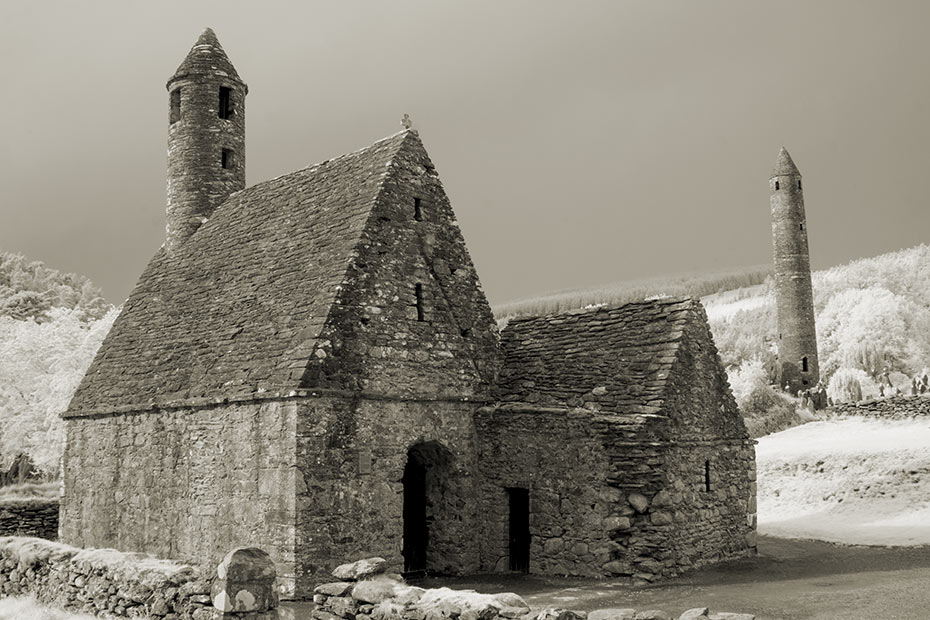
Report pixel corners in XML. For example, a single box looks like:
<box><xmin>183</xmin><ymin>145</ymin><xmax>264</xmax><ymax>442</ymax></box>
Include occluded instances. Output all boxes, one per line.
<box><xmin>1</xmin><ymin>1</ymin><xmax>928</xmax><ymax>306</ymax></box>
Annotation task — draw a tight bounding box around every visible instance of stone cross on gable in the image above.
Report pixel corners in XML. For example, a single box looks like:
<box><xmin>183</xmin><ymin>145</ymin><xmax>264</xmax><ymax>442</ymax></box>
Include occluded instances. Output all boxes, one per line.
<box><xmin>401</xmin><ymin>114</ymin><xmax>413</xmax><ymax>130</ymax></box>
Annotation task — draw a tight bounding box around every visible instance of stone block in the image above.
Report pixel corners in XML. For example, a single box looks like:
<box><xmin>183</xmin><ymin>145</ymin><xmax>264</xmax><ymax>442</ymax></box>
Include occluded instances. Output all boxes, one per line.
<box><xmin>315</xmin><ymin>582</ymin><xmax>354</xmax><ymax>597</ymax></box>
<box><xmin>352</xmin><ymin>577</ymin><xmax>398</xmax><ymax>604</ymax></box>
<box><xmin>588</xmin><ymin>608</ymin><xmax>636</xmax><ymax>620</ymax></box>
<box><xmin>678</xmin><ymin>608</ymin><xmax>708</xmax><ymax>620</ymax></box>
<box><xmin>708</xmin><ymin>614</ymin><xmax>754</xmax><ymax>620</ymax></box>
<box><xmin>211</xmin><ymin>548</ymin><xmax>277</xmax><ymax>614</ymax></box>
<box><xmin>633</xmin><ymin>612</ymin><xmax>671</xmax><ymax>620</ymax></box>
<box><xmin>627</xmin><ymin>493</ymin><xmax>649</xmax><ymax>513</ymax></box>
<box><xmin>332</xmin><ymin>557</ymin><xmax>388</xmax><ymax>581</ymax></box>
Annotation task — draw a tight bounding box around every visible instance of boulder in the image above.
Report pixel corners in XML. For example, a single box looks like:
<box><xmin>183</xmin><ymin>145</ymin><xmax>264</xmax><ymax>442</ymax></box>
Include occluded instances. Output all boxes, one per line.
<box><xmin>678</xmin><ymin>609</ymin><xmax>709</xmax><ymax>620</ymax></box>
<box><xmin>352</xmin><ymin>577</ymin><xmax>400</xmax><ymax>604</ymax></box>
<box><xmin>315</xmin><ymin>582</ymin><xmax>354</xmax><ymax>597</ymax></box>
<box><xmin>633</xmin><ymin>612</ymin><xmax>671</xmax><ymax>620</ymax></box>
<box><xmin>333</xmin><ymin>557</ymin><xmax>389</xmax><ymax>581</ymax></box>
<box><xmin>708</xmin><ymin>614</ymin><xmax>754</xmax><ymax>620</ymax></box>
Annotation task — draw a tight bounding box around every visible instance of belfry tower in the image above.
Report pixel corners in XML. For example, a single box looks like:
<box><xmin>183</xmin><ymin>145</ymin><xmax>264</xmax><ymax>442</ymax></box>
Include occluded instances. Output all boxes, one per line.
<box><xmin>770</xmin><ymin>147</ymin><xmax>819</xmax><ymax>393</ymax></box>
<box><xmin>165</xmin><ymin>28</ymin><xmax>247</xmax><ymax>253</ymax></box>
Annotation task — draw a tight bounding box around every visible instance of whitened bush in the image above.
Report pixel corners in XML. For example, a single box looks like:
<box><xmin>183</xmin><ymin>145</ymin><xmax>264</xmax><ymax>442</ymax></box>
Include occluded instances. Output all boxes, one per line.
<box><xmin>828</xmin><ymin>367</ymin><xmax>880</xmax><ymax>404</ymax></box>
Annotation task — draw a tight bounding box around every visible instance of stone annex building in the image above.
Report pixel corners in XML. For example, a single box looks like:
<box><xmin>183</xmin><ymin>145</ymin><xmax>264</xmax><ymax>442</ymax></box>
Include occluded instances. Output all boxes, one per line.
<box><xmin>60</xmin><ymin>30</ymin><xmax>757</xmax><ymax>598</ymax></box>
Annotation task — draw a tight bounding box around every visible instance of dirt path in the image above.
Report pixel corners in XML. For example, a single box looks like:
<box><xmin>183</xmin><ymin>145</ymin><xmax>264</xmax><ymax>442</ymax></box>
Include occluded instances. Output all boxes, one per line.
<box><xmin>402</xmin><ymin>536</ymin><xmax>930</xmax><ymax>620</ymax></box>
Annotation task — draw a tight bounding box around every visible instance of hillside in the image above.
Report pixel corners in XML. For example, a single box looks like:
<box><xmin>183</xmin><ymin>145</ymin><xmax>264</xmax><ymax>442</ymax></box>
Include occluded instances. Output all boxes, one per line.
<box><xmin>0</xmin><ymin>252</ymin><xmax>118</xmax><ymax>475</ymax></box>
<box><xmin>757</xmin><ymin>412</ymin><xmax>930</xmax><ymax>545</ymax></box>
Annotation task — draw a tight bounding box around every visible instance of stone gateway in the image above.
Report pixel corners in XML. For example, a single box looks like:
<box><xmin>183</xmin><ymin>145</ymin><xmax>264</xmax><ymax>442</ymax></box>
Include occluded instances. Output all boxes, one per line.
<box><xmin>59</xmin><ymin>30</ymin><xmax>756</xmax><ymax>598</ymax></box>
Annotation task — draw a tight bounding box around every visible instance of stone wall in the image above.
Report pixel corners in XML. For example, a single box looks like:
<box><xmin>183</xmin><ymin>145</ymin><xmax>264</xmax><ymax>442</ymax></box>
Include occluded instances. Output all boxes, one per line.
<box><xmin>0</xmin><ymin>536</ymin><xmax>215</xmax><ymax>619</ymax></box>
<box><xmin>0</xmin><ymin>499</ymin><xmax>58</xmax><ymax>540</ymax></box>
<box><xmin>829</xmin><ymin>395</ymin><xmax>930</xmax><ymax>418</ymax></box>
<box><xmin>474</xmin><ymin>408</ymin><xmax>613</xmax><ymax>576</ymax></box>
<box><xmin>60</xmin><ymin>399</ymin><xmax>298</xmax><ymax>595</ymax></box>
<box><xmin>295</xmin><ymin>396</ymin><xmax>481</xmax><ymax>596</ymax></box>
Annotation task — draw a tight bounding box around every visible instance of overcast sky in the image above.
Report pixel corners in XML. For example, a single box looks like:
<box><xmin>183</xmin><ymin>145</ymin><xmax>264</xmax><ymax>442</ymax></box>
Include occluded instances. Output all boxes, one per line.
<box><xmin>1</xmin><ymin>1</ymin><xmax>928</xmax><ymax>306</ymax></box>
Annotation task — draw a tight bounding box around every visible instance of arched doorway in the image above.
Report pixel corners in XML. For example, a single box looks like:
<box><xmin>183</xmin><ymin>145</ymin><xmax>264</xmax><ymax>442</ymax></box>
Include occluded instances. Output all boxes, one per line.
<box><xmin>402</xmin><ymin>441</ymin><xmax>454</xmax><ymax>573</ymax></box>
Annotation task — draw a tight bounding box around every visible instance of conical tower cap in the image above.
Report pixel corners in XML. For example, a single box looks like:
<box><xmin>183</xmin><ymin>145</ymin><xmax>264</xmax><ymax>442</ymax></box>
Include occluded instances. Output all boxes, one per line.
<box><xmin>771</xmin><ymin>147</ymin><xmax>801</xmax><ymax>178</ymax></box>
<box><xmin>168</xmin><ymin>28</ymin><xmax>245</xmax><ymax>88</ymax></box>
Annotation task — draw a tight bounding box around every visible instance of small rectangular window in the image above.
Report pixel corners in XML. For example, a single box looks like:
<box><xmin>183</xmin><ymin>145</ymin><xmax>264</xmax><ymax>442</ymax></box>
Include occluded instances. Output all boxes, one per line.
<box><xmin>219</xmin><ymin>87</ymin><xmax>233</xmax><ymax>119</ymax></box>
<box><xmin>798</xmin><ymin>179</ymin><xmax>802</xmax><ymax>190</ymax></box>
<box><xmin>414</xmin><ymin>197</ymin><xmax>422</xmax><ymax>221</ymax></box>
<box><xmin>415</xmin><ymin>283</ymin><xmax>424</xmax><ymax>322</ymax></box>
<box><xmin>170</xmin><ymin>89</ymin><xmax>181</xmax><ymax>124</ymax></box>
<box><xmin>802</xmin><ymin>356</ymin><xmax>809</xmax><ymax>372</ymax></box>
<box><xmin>221</xmin><ymin>149</ymin><xmax>233</xmax><ymax>170</ymax></box>
<box><xmin>775</xmin><ymin>181</ymin><xmax>780</xmax><ymax>190</ymax></box>
<box><xmin>800</xmin><ymin>223</ymin><xmax>804</xmax><ymax>231</ymax></box>
<box><xmin>704</xmin><ymin>460</ymin><xmax>711</xmax><ymax>492</ymax></box>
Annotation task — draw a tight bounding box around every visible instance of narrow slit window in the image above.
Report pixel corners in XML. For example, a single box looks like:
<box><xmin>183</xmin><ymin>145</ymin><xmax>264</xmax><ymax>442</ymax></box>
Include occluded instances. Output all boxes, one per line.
<box><xmin>774</xmin><ymin>181</ymin><xmax>780</xmax><ymax>190</ymax></box>
<box><xmin>415</xmin><ymin>283</ymin><xmax>424</xmax><ymax>322</ymax></box>
<box><xmin>802</xmin><ymin>356</ymin><xmax>809</xmax><ymax>372</ymax></box>
<box><xmin>218</xmin><ymin>87</ymin><xmax>233</xmax><ymax>119</ymax></box>
<box><xmin>221</xmin><ymin>149</ymin><xmax>233</xmax><ymax>170</ymax></box>
<box><xmin>800</xmin><ymin>223</ymin><xmax>804</xmax><ymax>231</ymax></box>
<box><xmin>798</xmin><ymin>179</ymin><xmax>802</xmax><ymax>190</ymax></box>
<box><xmin>704</xmin><ymin>460</ymin><xmax>711</xmax><ymax>492</ymax></box>
<box><xmin>414</xmin><ymin>197</ymin><xmax>422</xmax><ymax>221</ymax></box>
<box><xmin>170</xmin><ymin>89</ymin><xmax>181</xmax><ymax>124</ymax></box>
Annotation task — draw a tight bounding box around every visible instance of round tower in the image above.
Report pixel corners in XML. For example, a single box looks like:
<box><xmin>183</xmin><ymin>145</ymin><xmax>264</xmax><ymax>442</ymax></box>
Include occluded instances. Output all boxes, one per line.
<box><xmin>165</xmin><ymin>28</ymin><xmax>247</xmax><ymax>253</ymax></box>
<box><xmin>770</xmin><ymin>147</ymin><xmax>819</xmax><ymax>393</ymax></box>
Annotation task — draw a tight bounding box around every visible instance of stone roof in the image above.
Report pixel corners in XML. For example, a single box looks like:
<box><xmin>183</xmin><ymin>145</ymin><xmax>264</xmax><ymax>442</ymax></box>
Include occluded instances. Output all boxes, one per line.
<box><xmin>66</xmin><ymin>131</ymin><xmax>416</xmax><ymax>417</ymax></box>
<box><xmin>168</xmin><ymin>28</ymin><xmax>245</xmax><ymax>88</ymax></box>
<box><xmin>771</xmin><ymin>146</ymin><xmax>801</xmax><ymax>178</ymax></box>
<box><xmin>495</xmin><ymin>298</ymin><xmax>697</xmax><ymax>415</ymax></box>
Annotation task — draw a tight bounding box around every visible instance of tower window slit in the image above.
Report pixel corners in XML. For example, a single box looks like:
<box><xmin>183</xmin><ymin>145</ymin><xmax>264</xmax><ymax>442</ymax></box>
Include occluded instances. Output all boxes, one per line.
<box><xmin>800</xmin><ymin>223</ymin><xmax>804</xmax><ymax>231</ymax></box>
<box><xmin>802</xmin><ymin>356</ymin><xmax>809</xmax><ymax>372</ymax></box>
<box><xmin>219</xmin><ymin>87</ymin><xmax>233</xmax><ymax>119</ymax></box>
<box><xmin>775</xmin><ymin>181</ymin><xmax>780</xmax><ymax>190</ymax></box>
<box><xmin>704</xmin><ymin>460</ymin><xmax>711</xmax><ymax>492</ymax></box>
<box><xmin>169</xmin><ymin>89</ymin><xmax>181</xmax><ymax>124</ymax></box>
<box><xmin>221</xmin><ymin>149</ymin><xmax>233</xmax><ymax>170</ymax></box>
<box><xmin>415</xmin><ymin>283</ymin><xmax>425</xmax><ymax>322</ymax></box>
<box><xmin>798</xmin><ymin>179</ymin><xmax>802</xmax><ymax>190</ymax></box>
<box><xmin>414</xmin><ymin>197</ymin><xmax>422</xmax><ymax>221</ymax></box>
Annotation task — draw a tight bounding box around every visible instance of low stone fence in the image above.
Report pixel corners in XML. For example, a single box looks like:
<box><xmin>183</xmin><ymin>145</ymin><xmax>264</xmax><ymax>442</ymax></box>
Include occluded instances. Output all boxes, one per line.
<box><xmin>0</xmin><ymin>537</ymin><xmax>279</xmax><ymax>619</ymax></box>
<box><xmin>0</xmin><ymin>499</ymin><xmax>58</xmax><ymax>539</ymax></box>
<box><xmin>311</xmin><ymin>557</ymin><xmax>755</xmax><ymax>620</ymax></box>
<box><xmin>829</xmin><ymin>395</ymin><xmax>930</xmax><ymax>418</ymax></box>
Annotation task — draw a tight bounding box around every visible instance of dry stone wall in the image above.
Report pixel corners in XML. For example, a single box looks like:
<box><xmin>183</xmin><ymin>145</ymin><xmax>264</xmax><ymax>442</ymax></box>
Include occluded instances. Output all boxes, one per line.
<box><xmin>0</xmin><ymin>499</ymin><xmax>58</xmax><ymax>540</ymax></box>
<box><xmin>0</xmin><ymin>536</ymin><xmax>215</xmax><ymax>619</ymax></box>
<box><xmin>310</xmin><ymin>557</ymin><xmax>756</xmax><ymax>620</ymax></box>
<box><xmin>829</xmin><ymin>395</ymin><xmax>930</xmax><ymax>418</ymax></box>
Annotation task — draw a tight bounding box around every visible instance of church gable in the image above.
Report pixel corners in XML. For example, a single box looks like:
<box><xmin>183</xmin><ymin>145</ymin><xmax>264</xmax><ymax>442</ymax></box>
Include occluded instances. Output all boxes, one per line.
<box><xmin>301</xmin><ymin>131</ymin><xmax>501</xmax><ymax>398</ymax></box>
<box><xmin>66</xmin><ymin>132</ymin><xmax>408</xmax><ymax>416</ymax></box>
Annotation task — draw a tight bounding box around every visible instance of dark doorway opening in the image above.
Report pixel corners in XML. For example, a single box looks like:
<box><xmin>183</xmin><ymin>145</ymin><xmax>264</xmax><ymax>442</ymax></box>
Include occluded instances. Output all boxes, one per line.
<box><xmin>508</xmin><ymin>487</ymin><xmax>530</xmax><ymax>572</ymax></box>
<box><xmin>402</xmin><ymin>453</ymin><xmax>428</xmax><ymax>572</ymax></box>
<box><xmin>402</xmin><ymin>441</ymin><xmax>455</xmax><ymax>576</ymax></box>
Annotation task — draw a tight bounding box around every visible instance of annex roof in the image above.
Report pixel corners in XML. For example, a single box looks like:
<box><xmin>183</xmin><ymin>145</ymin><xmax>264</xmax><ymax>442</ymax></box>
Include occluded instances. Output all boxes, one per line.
<box><xmin>66</xmin><ymin>130</ymin><xmax>417</xmax><ymax>417</ymax></box>
<box><xmin>494</xmin><ymin>298</ymin><xmax>696</xmax><ymax>415</ymax></box>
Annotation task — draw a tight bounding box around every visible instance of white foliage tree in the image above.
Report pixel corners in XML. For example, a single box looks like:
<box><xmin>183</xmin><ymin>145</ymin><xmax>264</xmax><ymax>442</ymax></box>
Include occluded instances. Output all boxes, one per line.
<box><xmin>0</xmin><ymin>307</ymin><xmax>119</xmax><ymax>474</ymax></box>
<box><xmin>817</xmin><ymin>286</ymin><xmax>930</xmax><ymax>379</ymax></box>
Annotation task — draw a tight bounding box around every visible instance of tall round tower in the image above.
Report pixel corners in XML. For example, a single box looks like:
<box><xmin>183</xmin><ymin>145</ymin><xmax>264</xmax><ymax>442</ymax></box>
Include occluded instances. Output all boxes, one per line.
<box><xmin>165</xmin><ymin>28</ymin><xmax>247</xmax><ymax>253</ymax></box>
<box><xmin>770</xmin><ymin>147</ymin><xmax>819</xmax><ymax>393</ymax></box>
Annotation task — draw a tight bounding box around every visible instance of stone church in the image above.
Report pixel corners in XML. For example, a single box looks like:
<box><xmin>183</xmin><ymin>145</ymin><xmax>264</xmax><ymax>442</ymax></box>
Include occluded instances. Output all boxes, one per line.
<box><xmin>60</xmin><ymin>30</ymin><xmax>756</xmax><ymax>598</ymax></box>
